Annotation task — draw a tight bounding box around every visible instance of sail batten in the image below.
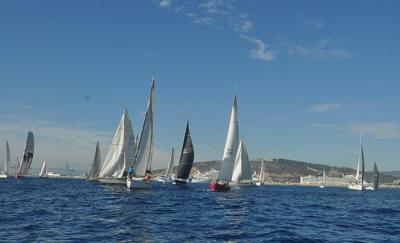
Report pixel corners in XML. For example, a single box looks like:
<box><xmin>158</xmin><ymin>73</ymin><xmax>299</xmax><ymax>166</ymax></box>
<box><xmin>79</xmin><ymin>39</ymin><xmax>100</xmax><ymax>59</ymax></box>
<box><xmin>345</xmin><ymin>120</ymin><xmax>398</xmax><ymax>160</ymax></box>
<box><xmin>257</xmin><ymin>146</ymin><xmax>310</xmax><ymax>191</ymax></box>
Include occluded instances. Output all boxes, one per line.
<box><xmin>219</xmin><ymin>95</ymin><xmax>239</xmax><ymax>181</ymax></box>
<box><xmin>133</xmin><ymin>80</ymin><xmax>155</xmax><ymax>177</ymax></box>
<box><xmin>176</xmin><ymin>122</ymin><xmax>194</xmax><ymax>180</ymax></box>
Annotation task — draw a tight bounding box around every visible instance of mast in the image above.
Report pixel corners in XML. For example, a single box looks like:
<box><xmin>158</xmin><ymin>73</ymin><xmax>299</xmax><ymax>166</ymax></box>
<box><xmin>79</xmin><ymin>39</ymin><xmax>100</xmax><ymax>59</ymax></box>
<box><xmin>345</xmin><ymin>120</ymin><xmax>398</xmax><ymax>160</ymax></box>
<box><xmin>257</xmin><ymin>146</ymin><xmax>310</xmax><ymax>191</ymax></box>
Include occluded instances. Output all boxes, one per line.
<box><xmin>165</xmin><ymin>147</ymin><xmax>174</xmax><ymax>181</ymax></box>
<box><xmin>360</xmin><ymin>140</ymin><xmax>365</xmax><ymax>188</ymax></box>
<box><xmin>219</xmin><ymin>94</ymin><xmax>239</xmax><ymax>181</ymax></box>
<box><xmin>231</xmin><ymin>139</ymin><xmax>252</xmax><ymax>182</ymax></box>
<box><xmin>133</xmin><ymin>79</ymin><xmax>155</xmax><ymax>177</ymax></box>
<box><xmin>176</xmin><ymin>122</ymin><xmax>194</xmax><ymax>180</ymax></box>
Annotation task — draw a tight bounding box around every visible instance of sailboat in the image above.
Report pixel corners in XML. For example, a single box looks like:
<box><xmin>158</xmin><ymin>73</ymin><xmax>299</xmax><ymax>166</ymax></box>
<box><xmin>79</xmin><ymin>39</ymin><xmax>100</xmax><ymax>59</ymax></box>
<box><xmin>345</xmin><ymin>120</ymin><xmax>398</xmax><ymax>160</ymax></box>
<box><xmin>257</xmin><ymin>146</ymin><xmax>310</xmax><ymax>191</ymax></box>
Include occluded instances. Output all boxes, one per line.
<box><xmin>231</xmin><ymin>138</ymin><xmax>253</xmax><ymax>185</ymax></box>
<box><xmin>319</xmin><ymin>168</ymin><xmax>326</xmax><ymax>188</ymax></box>
<box><xmin>158</xmin><ymin>148</ymin><xmax>174</xmax><ymax>184</ymax></box>
<box><xmin>211</xmin><ymin>94</ymin><xmax>239</xmax><ymax>192</ymax></box>
<box><xmin>99</xmin><ymin>109</ymin><xmax>136</xmax><ymax>184</ymax></box>
<box><xmin>173</xmin><ymin>122</ymin><xmax>194</xmax><ymax>185</ymax></box>
<box><xmin>348</xmin><ymin>137</ymin><xmax>365</xmax><ymax>191</ymax></box>
<box><xmin>17</xmin><ymin>131</ymin><xmax>34</xmax><ymax>178</ymax></box>
<box><xmin>256</xmin><ymin>158</ymin><xmax>266</xmax><ymax>186</ymax></box>
<box><xmin>87</xmin><ymin>141</ymin><xmax>101</xmax><ymax>182</ymax></box>
<box><xmin>127</xmin><ymin>79</ymin><xmax>155</xmax><ymax>189</ymax></box>
<box><xmin>0</xmin><ymin>142</ymin><xmax>10</xmax><ymax>179</ymax></box>
<box><xmin>366</xmin><ymin>162</ymin><xmax>379</xmax><ymax>190</ymax></box>
<box><xmin>38</xmin><ymin>161</ymin><xmax>48</xmax><ymax>178</ymax></box>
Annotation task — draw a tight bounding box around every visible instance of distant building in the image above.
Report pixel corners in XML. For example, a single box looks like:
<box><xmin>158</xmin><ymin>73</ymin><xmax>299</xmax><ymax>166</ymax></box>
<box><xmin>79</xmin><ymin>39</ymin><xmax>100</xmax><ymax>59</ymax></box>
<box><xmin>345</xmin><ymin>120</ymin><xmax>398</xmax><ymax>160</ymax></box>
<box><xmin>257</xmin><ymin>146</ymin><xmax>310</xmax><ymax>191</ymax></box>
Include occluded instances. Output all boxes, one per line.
<box><xmin>300</xmin><ymin>174</ymin><xmax>355</xmax><ymax>186</ymax></box>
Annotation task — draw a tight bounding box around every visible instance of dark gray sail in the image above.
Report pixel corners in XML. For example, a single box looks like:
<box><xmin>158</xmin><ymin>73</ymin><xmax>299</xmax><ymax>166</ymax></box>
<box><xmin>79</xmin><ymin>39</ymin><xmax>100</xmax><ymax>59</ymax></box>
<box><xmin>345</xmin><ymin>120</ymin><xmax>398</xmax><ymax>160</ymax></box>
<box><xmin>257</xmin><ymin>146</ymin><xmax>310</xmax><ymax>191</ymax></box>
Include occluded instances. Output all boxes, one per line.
<box><xmin>88</xmin><ymin>141</ymin><xmax>101</xmax><ymax>179</ymax></box>
<box><xmin>372</xmin><ymin>162</ymin><xmax>379</xmax><ymax>189</ymax></box>
<box><xmin>176</xmin><ymin>122</ymin><xmax>194</xmax><ymax>181</ymax></box>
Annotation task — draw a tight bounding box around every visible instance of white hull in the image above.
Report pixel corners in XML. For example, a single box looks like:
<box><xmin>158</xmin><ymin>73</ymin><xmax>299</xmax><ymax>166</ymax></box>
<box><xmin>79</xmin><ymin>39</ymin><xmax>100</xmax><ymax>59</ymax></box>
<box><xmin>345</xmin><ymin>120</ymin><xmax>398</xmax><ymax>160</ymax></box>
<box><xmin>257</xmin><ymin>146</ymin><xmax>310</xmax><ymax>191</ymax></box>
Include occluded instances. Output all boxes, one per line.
<box><xmin>256</xmin><ymin>182</ymin><xmax>264</xmax><ymax>186</ymax></box>
<box><xmin>191</xmin><ymin>178</ymin><xmax>211</xmax><ymax>183</ymax></box>
<box><xmin>231</xmin><ymin>181</ymin><xmax>256</xmax><ymax>187</ymax></box>
<box><xmin>365</xmin><ymin>186</ymin><xmax>375</xmax><ymax>190</ymax></box>
<box><xmin>98</xmin><ymin>178</ymin><xmax>126</xmax><ymax>185</ymax></box>
<box><xmin>319</xmin><ymin>185</ymin><xmax>325</xmax><ymax>188</ymax></box>
<box><xmin>127</xmin><ymin>178</ymin><xmax>152</xmax><ymax>189</ymax></box>
<box><xmin>348</xmin><ymin>184</ymin><xmax>363</xmax><ymax>191</ymax></box>
<box><xmin>0</xmin><ymin>174</ymin><xmax>7</xmax><ymax>179</ymax></box>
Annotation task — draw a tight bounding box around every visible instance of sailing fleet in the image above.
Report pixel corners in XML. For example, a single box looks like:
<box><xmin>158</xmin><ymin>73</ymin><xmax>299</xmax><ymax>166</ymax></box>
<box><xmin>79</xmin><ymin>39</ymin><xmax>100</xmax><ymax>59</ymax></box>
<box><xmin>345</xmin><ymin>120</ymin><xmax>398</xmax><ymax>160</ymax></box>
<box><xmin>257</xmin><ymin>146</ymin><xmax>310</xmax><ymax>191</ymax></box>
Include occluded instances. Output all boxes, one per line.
<box><xmin>0</xmin><ymin>78</ymin><xmax>383</xmax><ymax>192</ymax></box>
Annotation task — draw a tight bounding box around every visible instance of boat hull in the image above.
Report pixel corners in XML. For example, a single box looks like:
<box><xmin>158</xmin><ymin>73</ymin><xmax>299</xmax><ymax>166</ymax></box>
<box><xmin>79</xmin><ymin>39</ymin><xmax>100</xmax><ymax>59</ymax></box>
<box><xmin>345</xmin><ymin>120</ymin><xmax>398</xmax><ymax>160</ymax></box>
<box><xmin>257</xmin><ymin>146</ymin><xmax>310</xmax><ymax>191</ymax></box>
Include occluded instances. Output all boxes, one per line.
<box><xmin>173</xmin><ymin>179</ymin><xmax>188</xmax><ymax>185</ymax></box>
<box><xmin>127</xmin><ymin>178</ymin><xmax>152</xmax><ymax>189</ymax></box>
<box><xmin>348</xmin><ymin>184</ymin><xmax>363</xmax><ymax>190</ymax></box>
<box><xmin>98</xmin><ymin>178</ymin><xmax>126</xmax><ymax>185</ymax></box>
<box><xmin>210</xmin><ymin>182</ymin><xmax>230</xmax><ymax>192</ymax></box>
<box><xmin>256</xmin><ymin>182</ymin><xmax>264</xmax><ymax>186</ymax></box>
<box><xmin>0</xmin><ymin>174</ymin><xmax>7</xmax><ymax>179</ymax></box>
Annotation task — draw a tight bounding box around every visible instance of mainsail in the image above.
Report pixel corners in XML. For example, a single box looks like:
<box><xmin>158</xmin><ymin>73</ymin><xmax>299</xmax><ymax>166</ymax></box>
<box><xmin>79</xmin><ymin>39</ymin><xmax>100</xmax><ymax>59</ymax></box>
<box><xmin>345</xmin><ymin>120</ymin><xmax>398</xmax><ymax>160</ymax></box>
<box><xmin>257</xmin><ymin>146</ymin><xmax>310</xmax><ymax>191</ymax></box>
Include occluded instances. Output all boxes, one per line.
<box><xmin>260</xmin><ymin>158</ymin><xmax>266</xmax><ymax>182</ymax></box>
<box><xmin>165</xmin><ymin>147</ymin><xmax>174</xmax><ymax>181</ymax></box>
<box><xmin>218</xmin><ymin>94</ymin><xmax>239</xmax><ymax>181</ymax></box>
<box><xmin>133</xmin><ymin>80</ymin><xmax>155</xmax><ymax>177</ymax></box>
<box><xmin>88</xmin><ymin>141</ymin><xmax>101</xmax><ymax>179</ymax></box>
<box><xmin>6</xmin><ymin>141</ymin><xmax>10</xmax><ymax>175</ymax></box>
<box><xmin>356</xmin><ymin>137</ymin><xmax>364</xmax><ymax>182</ymax></box>
<box><xmin>231</xmin><ymin>139</ymin><xmax>252</xmax><ymax>182</ymax></box>
<box><xmin>322</xmin><ymin>168</ymin><xmax>326</xmax><ymax>185</ymax></box>
<box><xmin>18</xmin><ymin>131</ymin><xmax>34</xmax><ymax>176</ymax></box>
<box><xmin>372</xmin><ymin>161</ymin><xmax>379</xmax><ymax>189</ymax></box>
<box><xmin>39</xmin><ymin>161</ymin><xmax>48</xmax><ymax>177</ymax></box>
<box><xmin>99</xmin><ymin>110</ymin><xmax>136</xmax><ymax>178</ymax></box>
<box><xmin>176</xmin><ymin>122</ymin><xmax>194</xmax><ymax>180</ymax></box>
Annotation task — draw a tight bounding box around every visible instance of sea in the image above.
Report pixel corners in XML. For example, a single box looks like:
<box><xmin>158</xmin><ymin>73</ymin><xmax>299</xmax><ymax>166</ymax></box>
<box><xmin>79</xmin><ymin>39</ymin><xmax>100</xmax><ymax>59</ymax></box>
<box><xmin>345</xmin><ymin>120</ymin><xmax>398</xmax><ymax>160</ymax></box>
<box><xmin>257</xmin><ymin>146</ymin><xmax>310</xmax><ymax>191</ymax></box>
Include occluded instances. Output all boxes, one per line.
<box><xmin>1</xmin><ymin>178</ymin><xmax>400</xmax><ymax>242</ymax></box>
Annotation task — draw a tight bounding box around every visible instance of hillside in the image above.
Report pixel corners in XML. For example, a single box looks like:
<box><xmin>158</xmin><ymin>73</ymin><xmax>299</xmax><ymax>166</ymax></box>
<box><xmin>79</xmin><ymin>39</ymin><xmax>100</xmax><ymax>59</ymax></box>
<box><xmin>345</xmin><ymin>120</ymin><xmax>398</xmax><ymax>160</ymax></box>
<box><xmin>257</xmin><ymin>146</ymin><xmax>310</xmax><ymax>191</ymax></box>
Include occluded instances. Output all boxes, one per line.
<box><xmin>153</xmin><ymin>158</ymin><xmax>397</xmax><ymax>184</ymax></box>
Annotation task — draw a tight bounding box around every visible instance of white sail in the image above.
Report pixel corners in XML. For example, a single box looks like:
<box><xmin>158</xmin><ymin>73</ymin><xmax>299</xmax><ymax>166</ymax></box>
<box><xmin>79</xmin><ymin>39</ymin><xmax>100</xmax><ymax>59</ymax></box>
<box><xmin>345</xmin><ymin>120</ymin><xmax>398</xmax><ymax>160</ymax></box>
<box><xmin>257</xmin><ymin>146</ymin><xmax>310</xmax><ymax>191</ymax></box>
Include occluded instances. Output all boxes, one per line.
<box><xmin>355</xmin><ymin>137</ymin><xmax>364</xmax><ymax>182</ymax></box>
<box><xmin>231</xmin><ymin>139</ymin><xmax>252</xmax><ymax>182</ymax></box>
<box><xmin>99</xmin><ymin>110</ymin><xmax>136</xmax><ymax>178</ymax></box>
<box><xmin>165</xmin><ymin>147</ymin><xmax>174</xmax><ymax>181</ymax></box>
<box><xmin>219</xmin><ymin>94</ymin><xmax>239</xmax><ymax>181</ymax></box>
<box><xmin>6</xmin><ymin>141</ymin><xmax>10</xmax><ymax>175</ymax></box>
<box><xmin>133</xmin><ymin>80</ymin><xmax>155</xmax><ymax>177</ymax></box>
<box><xmin>323</xmin><ymin>168</ymin><xmax>326</xmax><ymax>185</ymax></box>
<box><xmin>260</xmin><ymin>158</ymin><xmax>266</xmax><ymax>182</ymax></box>
<box><xmin>88</xmin><ymin>141</ymin><xmax>101</xmax><ymax>178</ymax></box>
<box><xmin>39</xmin><ymin>160</ymin><xmax>47</xmax><ymax>177</ymax></box>
<box><xmin>18</xmin><ymin>131</ymin><xmax>34</xmax><ymax>176</ymax></box>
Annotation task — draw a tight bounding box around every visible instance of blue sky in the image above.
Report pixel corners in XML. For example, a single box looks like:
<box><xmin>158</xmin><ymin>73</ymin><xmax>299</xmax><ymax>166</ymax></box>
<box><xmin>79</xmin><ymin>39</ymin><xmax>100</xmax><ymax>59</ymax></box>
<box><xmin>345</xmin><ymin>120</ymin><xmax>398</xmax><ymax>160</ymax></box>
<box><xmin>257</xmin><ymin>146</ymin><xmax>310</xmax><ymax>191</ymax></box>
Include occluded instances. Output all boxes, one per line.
<box><xmin>1</xmin><ymin>0</ymin><xmax>399</xmax><ymax>171</ymax></box>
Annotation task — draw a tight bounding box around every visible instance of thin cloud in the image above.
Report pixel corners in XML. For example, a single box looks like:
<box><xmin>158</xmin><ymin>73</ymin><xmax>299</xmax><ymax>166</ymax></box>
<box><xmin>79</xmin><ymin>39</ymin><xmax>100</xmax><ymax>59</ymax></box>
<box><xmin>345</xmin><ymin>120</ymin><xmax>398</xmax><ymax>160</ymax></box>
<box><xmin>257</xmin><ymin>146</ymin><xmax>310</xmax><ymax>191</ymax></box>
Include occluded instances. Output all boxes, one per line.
<box><xmin>153</xmin><ymin>0</ymin><xmax>275</xmax><ymax>62</ymax></box>
<box><xmin>346</xmin><ymin>122</ymin><xmax>400</xmax><ymax>139</ymax></box>
<box><xmin>309</xmin><ymin>103</ymin><xmax>343</xmax><ymax>113</ymax></box>
<box><xmin>17</xmin><ymin>103</ymin><xmax>32</xmax><ymax>110</ymax></box>
<box><xmin>304</xmin><ymin>18</ymin><xmax>325</xmax><ymax>30</ymax></box>
<box><xmin>158</xmin><ymin>0</ymin><xmax>171</xmax><ymax>8</ymax></box>
<box><xmin>289</xmin><ymin>38</ymin><xmax>353</xmax><ymax>61</ymax></box>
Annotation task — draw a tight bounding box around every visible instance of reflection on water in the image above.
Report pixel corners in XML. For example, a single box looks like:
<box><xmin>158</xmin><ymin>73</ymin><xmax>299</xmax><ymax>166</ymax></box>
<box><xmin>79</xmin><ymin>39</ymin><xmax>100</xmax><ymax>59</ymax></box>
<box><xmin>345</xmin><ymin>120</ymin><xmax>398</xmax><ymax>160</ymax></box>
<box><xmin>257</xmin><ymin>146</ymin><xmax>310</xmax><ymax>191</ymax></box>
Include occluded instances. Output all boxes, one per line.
<box><xmin>0</xmin><ymin>178</ymin><xmax>400</xmax><ymax>241</ymax></box>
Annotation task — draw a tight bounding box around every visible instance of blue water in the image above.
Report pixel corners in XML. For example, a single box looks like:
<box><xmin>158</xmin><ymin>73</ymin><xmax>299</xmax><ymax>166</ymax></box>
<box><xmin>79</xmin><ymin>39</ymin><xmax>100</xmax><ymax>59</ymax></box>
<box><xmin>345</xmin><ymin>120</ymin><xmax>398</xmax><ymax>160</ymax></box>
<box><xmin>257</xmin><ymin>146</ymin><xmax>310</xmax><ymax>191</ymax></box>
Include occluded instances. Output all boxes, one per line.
<box><xmin>1</xmin><ymin>178</ymin><xmax>400</xmax><ymax>242</ymax></box>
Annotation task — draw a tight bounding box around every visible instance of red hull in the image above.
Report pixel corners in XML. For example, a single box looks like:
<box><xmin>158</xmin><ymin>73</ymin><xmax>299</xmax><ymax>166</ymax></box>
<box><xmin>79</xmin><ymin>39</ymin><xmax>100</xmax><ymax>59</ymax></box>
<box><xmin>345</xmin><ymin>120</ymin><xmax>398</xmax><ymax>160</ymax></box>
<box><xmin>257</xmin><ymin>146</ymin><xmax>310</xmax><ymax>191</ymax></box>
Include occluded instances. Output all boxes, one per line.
<box><xmin>210</xmin><ymin>182</ymin><xmax>230</xmax><ymax>192</ymax></box>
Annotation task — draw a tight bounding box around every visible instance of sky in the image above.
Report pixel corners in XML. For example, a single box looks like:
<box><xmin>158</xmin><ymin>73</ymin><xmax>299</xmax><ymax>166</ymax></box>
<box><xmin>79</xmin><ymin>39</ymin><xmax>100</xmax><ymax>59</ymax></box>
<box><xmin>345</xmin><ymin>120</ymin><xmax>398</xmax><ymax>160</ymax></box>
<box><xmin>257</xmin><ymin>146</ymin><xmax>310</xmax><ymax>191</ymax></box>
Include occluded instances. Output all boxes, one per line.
<box><xmin>1</xmin><ymin>0</ymin><xmax>400</xmax><ymax>171</ymax></box>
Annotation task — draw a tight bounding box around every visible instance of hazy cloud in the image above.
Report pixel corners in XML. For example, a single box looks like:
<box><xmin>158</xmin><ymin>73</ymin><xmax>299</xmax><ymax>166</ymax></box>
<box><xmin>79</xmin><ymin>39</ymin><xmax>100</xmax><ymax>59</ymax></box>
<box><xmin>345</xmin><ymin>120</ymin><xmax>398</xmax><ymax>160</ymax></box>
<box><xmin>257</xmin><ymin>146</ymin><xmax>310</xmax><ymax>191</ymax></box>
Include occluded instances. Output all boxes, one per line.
<box><xmin>309</xmin><ymin>103</ymin><xmax>343</xmax><ymax>113</ymax></box>
<box><xmin>158</xmin><ymin>0</ymin><xmax>171</xmax><ymax>8</ymax></box>
<box><xmin>289</xmin><ymin>38</ymin><xmax>353</xmax><ymax>61</ymax></box>
<box><xmin>346</xmin><ymin>122</ymin><xmax>400</xmax><ymax>139</ymax></box>
<box><xmin>304</xmin><ymin>18</ymin><xmax>325</xmax><ymax>29</ymax></box>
